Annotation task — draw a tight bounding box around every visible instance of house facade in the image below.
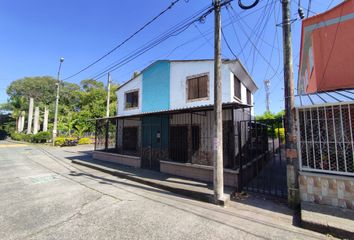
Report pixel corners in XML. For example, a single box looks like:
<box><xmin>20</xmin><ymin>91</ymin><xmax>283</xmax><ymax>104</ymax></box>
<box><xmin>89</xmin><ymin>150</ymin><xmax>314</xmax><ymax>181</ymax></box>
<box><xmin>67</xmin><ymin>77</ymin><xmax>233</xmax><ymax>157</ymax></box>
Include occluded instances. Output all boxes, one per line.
<box><xmin>296</xmin><ymin>1</ymin><xmax>354</xmax><ymax>210</ymax></box>
<box><xmin>93</xmin><ymin>59</ymin><xmax>266</xmax><ymax>187</ymax></box>
<box><xmin>297</xmin><ymin>0</ymin><xmax>354</xmax><ymax>94</ymax></box>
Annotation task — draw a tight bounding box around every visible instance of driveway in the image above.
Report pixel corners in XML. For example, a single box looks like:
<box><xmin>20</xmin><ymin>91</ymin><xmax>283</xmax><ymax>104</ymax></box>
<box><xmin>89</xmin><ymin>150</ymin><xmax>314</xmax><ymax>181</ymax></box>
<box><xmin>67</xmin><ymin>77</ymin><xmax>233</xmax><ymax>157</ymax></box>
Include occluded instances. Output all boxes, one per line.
<box><xmin>0</xmin><ymin>141</ymin><xmax>332</xmax><ymax>240</ymax></box>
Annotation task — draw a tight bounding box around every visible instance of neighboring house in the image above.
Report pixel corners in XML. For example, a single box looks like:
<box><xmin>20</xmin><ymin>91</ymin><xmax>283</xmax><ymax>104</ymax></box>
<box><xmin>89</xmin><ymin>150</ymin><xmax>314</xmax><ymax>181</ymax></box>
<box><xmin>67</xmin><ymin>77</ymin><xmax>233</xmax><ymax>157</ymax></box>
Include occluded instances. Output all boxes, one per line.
<box><xmin>94</xmin><ymin>59</ymin><xmax>261</xmax><ymax>187</ymax></box>
<box><xmin>296</xmin><ymin>1</ymin><xmax>354</xmax><ymax>210</ymax></box>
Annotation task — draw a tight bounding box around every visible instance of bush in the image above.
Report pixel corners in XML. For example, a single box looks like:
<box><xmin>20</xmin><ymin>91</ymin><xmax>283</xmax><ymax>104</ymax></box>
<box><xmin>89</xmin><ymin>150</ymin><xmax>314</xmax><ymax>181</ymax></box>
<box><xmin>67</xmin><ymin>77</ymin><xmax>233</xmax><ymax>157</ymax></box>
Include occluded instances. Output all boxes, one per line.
<box><xmin>22</xmin><ymin>134</ymin><xmax>33</xmax><ymax>142</ymax></box>
<box><xmin>78</xmin><ymin>137</ymin><xmax>92</xmax><ymax>145</ymax></box>
<box><xmin>55</xmin><ymin>137</ymin><xmax>66</xmax><ymax>146</ymax></box>
<box><xmin>275</xmin><ymin>128</ymin><xmax>285</xmax><ymax>143</ymax></box>
<box><xmin>55</xmin><ymin>137</ymin><xmax>79</xmax><ymax>146</ymax></box>
<box><xmin>32</xmin><ymin>132</ymin><xmax>51</xmax><ymax>143</ymax></box>
<box><xmin>10</xmin><ymin>132</ymin><xmax>23</xmax><ymax>141</ymax></box>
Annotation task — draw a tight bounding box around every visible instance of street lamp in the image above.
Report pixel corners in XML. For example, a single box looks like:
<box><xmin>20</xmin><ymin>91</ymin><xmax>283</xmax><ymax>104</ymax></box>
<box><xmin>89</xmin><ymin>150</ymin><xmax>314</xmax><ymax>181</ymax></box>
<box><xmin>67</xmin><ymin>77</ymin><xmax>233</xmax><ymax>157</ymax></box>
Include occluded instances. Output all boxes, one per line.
<box><xmin>52</xmin><ymin>57</ymin><xmax>64</xmax><ymax>146</ymax></box>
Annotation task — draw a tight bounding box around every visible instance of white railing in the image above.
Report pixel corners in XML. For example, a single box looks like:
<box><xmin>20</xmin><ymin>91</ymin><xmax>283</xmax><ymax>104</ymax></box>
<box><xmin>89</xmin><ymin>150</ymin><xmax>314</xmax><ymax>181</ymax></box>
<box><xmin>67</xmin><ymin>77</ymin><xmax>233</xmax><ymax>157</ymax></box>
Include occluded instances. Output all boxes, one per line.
<box><xmin>296</xmin><ymin>103</ymin><xmax>354</xmax><ymax>176</ymax></box>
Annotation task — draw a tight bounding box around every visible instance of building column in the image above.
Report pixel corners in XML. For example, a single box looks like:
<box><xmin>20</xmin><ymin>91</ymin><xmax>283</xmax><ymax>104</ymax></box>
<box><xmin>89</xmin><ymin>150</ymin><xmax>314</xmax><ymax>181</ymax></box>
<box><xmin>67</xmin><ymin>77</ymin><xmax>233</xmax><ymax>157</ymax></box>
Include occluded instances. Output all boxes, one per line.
<box><xmin>33</xmin><ymin>107</ymin><xmax>40</xmax><ymax>134</ymax></box>
<box><xmin>27</xmin><ymin>98</ymin><xmax>34</xmax><ymax>134</ymax></box>
<box><xmin>43</xmin><ymin>107</ymin><xmax>49</xmax><ymax>132</ymax></box>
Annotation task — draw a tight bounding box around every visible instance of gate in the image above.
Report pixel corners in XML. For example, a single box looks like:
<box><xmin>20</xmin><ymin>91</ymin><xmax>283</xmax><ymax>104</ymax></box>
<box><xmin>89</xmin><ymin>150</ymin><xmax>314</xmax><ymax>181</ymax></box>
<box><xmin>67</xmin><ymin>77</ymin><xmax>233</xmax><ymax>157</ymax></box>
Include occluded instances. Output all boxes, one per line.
<box><xmin>238</xmin><ymin>118</ymin><xmax>287</xmax><ymax>198</ymax></box>
<box><xmin>141</xmin><ymin>115</ymin><xmax>169</xmax><ymax>171</ymax></box>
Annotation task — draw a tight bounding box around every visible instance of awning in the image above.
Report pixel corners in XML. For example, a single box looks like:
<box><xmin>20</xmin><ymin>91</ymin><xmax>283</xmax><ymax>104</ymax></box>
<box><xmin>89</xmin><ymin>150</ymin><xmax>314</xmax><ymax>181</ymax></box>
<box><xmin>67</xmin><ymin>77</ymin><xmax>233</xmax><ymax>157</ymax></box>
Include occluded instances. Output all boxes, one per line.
<box><xmin>295</xmin><ymin>89</ymin><xmax>354</xmax><ymax>108</ymax></box>
<box><xmin>94</xmin><ymin>101</ymin><xmax>252</xmax><ymax>120</ymax></box>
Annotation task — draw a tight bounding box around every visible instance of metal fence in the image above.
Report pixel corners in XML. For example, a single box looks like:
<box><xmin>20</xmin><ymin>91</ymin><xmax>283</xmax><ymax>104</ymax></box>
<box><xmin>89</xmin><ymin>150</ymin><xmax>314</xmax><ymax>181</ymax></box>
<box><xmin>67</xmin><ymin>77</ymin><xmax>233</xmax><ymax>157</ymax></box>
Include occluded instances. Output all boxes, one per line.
<box><xmin>238</xmin><ymin>118</ymin><xmax>287</xmax><ymax>198</ymax></box>
<box><xmin>296</xmin><ymin>103</ymin><xmax>354</xmax><ymax>176</ymax></box>
<box><xmin>94</xmin><ymin>107</ymin><xmax>253</xmax><ymax>170</ymax></box>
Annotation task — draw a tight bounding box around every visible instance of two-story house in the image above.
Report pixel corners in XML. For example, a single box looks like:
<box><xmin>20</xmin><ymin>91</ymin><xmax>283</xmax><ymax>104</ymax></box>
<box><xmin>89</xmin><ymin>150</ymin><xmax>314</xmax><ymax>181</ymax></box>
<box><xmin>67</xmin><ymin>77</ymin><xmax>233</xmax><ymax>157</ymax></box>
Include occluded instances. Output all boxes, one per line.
<box><xmin>295</xmin><ymin>0</ymin><xmax>354</xmax><ymax>210</ymax></box>
<box><xmin>93</xmin><ymin>59</ymin><xmax>259</xmax><ymax>187</ymax></box>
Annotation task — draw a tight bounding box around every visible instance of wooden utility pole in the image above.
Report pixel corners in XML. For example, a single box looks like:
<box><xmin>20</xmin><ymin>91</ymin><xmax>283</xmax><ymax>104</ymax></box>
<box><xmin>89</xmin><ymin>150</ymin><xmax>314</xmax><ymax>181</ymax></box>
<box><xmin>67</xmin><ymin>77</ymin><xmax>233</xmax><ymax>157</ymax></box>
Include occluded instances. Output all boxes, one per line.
<box><xmin>281</xmin><ymin>0</ymin><xmax>299</xmax><ymax>208</ymax></box>
<box><xmin>106</xmin><ymin>72</ymin><xmax>111</xmax><ymax>118</ymax></box>
<box><xmin>213</xmin><ymin>0</ymin><xmax>224</xmax><ymax>203</ymax></box>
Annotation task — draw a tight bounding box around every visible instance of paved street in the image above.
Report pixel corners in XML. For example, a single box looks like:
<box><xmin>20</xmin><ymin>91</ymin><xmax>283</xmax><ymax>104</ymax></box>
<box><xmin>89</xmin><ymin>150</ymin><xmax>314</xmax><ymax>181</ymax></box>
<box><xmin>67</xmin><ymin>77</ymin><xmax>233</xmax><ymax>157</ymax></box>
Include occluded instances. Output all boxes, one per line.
<box><xmin>0</xmin><ymin>140</ymin><xmax>332</xmax><ymax>240</ymax></box>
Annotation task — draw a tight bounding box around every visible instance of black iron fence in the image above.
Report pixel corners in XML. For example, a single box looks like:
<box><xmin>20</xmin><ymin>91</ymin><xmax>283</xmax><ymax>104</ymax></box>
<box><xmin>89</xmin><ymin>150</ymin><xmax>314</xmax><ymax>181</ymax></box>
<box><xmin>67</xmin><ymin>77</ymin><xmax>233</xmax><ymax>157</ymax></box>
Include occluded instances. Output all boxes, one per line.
<box><xmin>237</xmin><ymin>118</ymin><xmax>287</xmax><ymax>198</ymax></box>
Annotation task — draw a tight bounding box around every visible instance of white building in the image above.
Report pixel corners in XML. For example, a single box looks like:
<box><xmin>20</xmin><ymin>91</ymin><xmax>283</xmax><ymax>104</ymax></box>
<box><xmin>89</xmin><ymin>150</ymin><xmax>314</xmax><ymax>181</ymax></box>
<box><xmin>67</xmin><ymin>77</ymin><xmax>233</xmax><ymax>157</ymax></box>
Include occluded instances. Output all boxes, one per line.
<box><xmin>94</xmin><ymin>59</ymin><xmax>260</xmax><ymax>187</ymax></box>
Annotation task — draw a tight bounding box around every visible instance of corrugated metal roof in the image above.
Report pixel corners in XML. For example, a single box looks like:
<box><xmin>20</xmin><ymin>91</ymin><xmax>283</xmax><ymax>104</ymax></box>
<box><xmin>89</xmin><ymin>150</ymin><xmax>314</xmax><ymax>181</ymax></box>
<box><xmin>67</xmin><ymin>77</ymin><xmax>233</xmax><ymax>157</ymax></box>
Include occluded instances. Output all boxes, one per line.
<box><xmin>295</xmin><ymin>89</ymin><xmax>354</xmax><ymax>108</ymax></box>
<box><xmin>94</xmin><ymin>101</ymin><xmax>252</xmax><ymax>120</ymax></box>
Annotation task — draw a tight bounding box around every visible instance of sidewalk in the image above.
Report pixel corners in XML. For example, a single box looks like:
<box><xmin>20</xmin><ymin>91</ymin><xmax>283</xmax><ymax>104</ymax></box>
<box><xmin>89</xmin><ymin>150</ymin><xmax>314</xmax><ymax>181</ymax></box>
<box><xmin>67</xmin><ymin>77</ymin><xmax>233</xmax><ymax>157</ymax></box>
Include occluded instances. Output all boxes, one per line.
<box><xmin>301</xmin><ymin>201</ymin><xmax>354</xmax><ymax>239</ymax></box>
<box><xmin>71</xmin><ymin>157</ymin><xmax>233</xmax><ymax>205</ymax></box>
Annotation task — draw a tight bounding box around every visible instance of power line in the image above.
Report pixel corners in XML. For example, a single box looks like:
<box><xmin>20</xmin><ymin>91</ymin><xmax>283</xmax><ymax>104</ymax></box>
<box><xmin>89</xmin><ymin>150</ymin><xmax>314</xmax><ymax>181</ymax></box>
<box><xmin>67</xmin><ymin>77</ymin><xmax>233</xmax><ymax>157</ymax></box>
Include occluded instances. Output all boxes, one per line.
<box><xmin>221</xmin><ymin>28</ymin><xmax>238</xmax><ymax>58</ymax></box>
<box><xmin>81</xmin><ymin>0</ymin><xmax>276</xmax><ymax>84</ymax></box>
<box><xmin>62</xmin><ymin>0</ymin><xmax>182</xmax><ymax>81</ymax></box>
<box><xmin>90</xmin><ymin>5</ymin><xmax>216</xmax><ymax>80</ymax></box>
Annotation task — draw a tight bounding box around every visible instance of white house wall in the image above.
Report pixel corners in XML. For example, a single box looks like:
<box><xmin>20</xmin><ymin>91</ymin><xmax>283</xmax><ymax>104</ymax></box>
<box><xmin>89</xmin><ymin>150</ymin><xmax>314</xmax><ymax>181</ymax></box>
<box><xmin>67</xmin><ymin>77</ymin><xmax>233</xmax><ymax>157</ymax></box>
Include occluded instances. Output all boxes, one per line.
<box><xmin>117</xmin><ymin>74</ymin><xmax>142</xmax><ymax>117</ymax></box>
<box><xmin>169</xmin><ymin>61</ymin><xmax>233</xmax><ymax>110</ymax></box>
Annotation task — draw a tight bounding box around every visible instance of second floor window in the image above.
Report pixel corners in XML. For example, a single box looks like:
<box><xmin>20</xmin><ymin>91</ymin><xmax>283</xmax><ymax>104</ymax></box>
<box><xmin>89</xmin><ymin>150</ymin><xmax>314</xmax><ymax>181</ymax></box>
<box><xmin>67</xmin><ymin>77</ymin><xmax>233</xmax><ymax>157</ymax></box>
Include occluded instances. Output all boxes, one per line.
<box><xmin>125</xmin><ymin>90</ymin><xmax>139</xmax><ymax>109</ymax></box>
<box><xmin>234</xmin><ymin>75</ymin><xmax>241</xmax><ymax>99</ymax></box>
<box><xmin>187</xmin><ymin>74</ymin><xmax>208</xmax><ymax>100</ymax></box>
<box><xmin>247</xmin><ymin>89</ymin><xmax>252</xmax><ymax>105</ymax></box>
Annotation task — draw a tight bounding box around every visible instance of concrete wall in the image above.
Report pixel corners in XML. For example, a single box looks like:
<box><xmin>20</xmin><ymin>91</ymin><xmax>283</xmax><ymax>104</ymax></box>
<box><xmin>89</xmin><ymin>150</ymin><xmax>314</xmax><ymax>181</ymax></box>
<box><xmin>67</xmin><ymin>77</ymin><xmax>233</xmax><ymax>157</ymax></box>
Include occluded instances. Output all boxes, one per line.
<box><xmin>93</xmin><ymin>151</ymin><xmax>141</xmax><ymax>168</ymax></box>
<box><xmin>160</xmin><ymin>161</ymin><xmax>238</xmax><ymax>187</ymax></box>
<box><xmin>117</xmin><ymin>74</ymin><xmax>142</xmax><ymax>117</ymax></box>
<box><xmin>299</xmin><ymin>171</ymin><xmax>354</xmax><ymax>210</ymax></box>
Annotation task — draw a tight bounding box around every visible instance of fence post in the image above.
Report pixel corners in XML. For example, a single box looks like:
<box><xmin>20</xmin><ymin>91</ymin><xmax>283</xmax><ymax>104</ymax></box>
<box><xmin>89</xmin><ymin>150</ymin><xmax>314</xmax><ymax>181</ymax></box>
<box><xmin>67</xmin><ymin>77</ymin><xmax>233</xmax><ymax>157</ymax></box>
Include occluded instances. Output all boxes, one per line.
<box><xmin>237</xmin><ymin>121</ymin><xmax>243</xmax><ymax>192</ymax></box>
<box><xmin>105</xmin><ymin>119</ymin><xmax>109</xmax><ymax>151</ymax></box>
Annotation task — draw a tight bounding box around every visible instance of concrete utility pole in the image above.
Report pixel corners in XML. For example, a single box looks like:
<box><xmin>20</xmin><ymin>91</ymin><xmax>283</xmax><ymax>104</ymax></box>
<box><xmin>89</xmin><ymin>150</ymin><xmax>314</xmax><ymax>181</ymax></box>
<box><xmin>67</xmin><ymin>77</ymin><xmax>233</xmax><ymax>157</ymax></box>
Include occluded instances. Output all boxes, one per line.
<box><xmin>213</xmin><ymin>0</ymin><xmax>224</xmax><ymax>203</ymax></box>
<box><xmin>281</xmin><ymin>0</ymin><xmax>299</xmax><ymax>208</ymax></box>
<box><xmin>27</xmin><ymin>98</ymin><xmax>34</xmax><ymax>134</ymax></box>
<box><xmin>52</xmin><ymin>57</ymin><xmax>64</xmax><ymax>145</ymax></box>
<box><xmin>33</xmin><ymin>107</ymin><xmax>40</xmax><ymax>134</ymax></box>
<box><xmin>264</xmin><ymin>80</ymin><xmax>270</xmax><ymax>112</ymax></box>
<box><xmin>43</xmin><ymin>107</ymin><xmax>49</xmax><ymax>132</ymax></box>
<box><xmin>106</xmin><ymin>72</ymin><xmax>111</xmax><ymax>118</ymax></box>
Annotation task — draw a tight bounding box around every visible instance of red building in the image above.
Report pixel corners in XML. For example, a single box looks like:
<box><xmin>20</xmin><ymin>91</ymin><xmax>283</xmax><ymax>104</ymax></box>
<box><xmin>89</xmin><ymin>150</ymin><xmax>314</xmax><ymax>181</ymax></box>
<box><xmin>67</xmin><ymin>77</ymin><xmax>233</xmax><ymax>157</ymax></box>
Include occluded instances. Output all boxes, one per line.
<box><xmin>298</xmin><ymin>0</ymin><xmax>354</xmax><ymax>94</ymax></box>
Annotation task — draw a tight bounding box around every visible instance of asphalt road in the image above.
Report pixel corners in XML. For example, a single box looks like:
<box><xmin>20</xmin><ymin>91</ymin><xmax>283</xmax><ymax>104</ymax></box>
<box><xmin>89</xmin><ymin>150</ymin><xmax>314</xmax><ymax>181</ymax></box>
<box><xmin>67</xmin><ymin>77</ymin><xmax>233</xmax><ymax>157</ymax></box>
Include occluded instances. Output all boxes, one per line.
<box><xmin>0</xmin><ymin>141</ymin><xmax>332</xmax><ymax>240</ymax></box>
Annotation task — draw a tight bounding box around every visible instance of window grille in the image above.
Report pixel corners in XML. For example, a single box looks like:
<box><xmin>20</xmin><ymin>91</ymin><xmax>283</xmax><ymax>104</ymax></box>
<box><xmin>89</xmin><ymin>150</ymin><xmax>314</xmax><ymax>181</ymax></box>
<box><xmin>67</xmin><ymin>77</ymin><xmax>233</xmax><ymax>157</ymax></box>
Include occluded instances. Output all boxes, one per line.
<box><xmin>297</xmin><ymin>104</ymin><xmax>354</xmax><ymax>176</ymax></box>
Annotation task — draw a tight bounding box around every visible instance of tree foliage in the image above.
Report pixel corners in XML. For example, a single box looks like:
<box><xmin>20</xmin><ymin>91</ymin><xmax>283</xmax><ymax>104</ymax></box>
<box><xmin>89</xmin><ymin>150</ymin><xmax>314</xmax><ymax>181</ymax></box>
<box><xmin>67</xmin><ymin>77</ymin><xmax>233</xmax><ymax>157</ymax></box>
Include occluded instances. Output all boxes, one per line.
<box><xmin>1</xmin><ymin>76</ymin><xmax>119</xmax><ymax>137</ymax></box>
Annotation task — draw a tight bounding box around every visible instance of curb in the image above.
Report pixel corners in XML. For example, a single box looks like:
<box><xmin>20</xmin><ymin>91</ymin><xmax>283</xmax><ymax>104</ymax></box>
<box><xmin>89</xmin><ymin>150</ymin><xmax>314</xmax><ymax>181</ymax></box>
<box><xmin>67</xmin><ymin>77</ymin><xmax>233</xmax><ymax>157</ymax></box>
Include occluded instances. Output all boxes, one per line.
<box><xmin>72</xmin><ymin>159</ymin><xmax>229</xmax><ymax>206</ymax></box>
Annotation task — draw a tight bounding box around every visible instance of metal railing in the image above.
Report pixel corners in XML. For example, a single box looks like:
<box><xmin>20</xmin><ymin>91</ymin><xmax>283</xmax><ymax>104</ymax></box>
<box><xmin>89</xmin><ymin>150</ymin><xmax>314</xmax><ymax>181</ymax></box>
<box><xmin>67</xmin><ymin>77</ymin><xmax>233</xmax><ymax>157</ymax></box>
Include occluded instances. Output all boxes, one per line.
<box><xmin>296</xmin><ymin>103</ymin><xmax>354</xmax><ymax>176</ymax></box>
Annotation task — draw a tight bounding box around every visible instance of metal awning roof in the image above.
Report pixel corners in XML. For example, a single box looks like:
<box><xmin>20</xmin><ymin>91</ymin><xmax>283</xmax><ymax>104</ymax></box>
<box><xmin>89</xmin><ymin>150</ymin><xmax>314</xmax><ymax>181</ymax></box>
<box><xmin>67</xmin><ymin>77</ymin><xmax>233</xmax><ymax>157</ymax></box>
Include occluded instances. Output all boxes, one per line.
<box><xmin>295</xmin><ymin>89</ymin><xmax>354</xmax><ymax>108</ymax></box>
<box><xmin>93</xmin><ymin>101</ymin><xmax>252</xmax><ymax>120</ymax></box>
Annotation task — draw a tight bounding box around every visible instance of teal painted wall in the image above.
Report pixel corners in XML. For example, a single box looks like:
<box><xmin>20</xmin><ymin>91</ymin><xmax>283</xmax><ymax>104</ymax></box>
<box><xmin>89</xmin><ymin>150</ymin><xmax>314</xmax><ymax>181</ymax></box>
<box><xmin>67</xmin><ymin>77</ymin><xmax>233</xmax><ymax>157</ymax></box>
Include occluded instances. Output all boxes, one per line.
<box><xmin>142</xmin><ymin>61</ymin><xmax>170</xmax><ymax>112</ymax></box>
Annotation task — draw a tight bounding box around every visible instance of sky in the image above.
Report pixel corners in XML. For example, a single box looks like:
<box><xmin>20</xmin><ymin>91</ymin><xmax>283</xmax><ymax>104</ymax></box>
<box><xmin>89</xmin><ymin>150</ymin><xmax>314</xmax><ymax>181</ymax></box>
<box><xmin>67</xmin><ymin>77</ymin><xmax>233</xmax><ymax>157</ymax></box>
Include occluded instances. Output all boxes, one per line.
<box><xmin>0</xmin><ymin>0</ymin><xmax>342</xmax><ymax>115</ymax></box>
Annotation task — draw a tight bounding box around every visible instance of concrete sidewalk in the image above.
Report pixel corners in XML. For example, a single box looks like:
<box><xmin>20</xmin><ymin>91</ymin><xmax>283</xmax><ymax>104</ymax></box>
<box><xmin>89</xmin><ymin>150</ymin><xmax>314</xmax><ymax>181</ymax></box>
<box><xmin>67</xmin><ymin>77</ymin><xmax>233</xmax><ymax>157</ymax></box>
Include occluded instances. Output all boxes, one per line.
<box><xmin>71</xmin><ymin>157</ymin><xmax>233</xmax><ymax>206</ymax></box>
<box><xmin>301</xmin><ymin>201</ymin><xmax>354</xmax><ymax>239</ymax></box>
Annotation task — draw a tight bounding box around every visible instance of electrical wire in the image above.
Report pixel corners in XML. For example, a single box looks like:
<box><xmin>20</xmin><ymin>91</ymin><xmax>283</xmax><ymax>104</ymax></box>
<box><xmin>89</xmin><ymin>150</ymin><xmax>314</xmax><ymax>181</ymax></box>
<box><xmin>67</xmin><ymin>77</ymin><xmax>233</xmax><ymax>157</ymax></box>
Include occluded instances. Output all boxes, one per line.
<box><xmin>80</xmin><ymin>0</ymin><xmax>277</xmax><ymax>83</ymax></box>
<box><xmin>90</xmin><ymin>5</ymin><xmax>216</xmax><ymax>80</ymax></box>
<box><xmin>221</xmin><ymin>28</ymin><xmax>238</xmax><ymax>59</ymax></box>
<box><xmin>62</xmin><ymin>0</ymin><xmax>182</xmax><ymax>81</ymax></box>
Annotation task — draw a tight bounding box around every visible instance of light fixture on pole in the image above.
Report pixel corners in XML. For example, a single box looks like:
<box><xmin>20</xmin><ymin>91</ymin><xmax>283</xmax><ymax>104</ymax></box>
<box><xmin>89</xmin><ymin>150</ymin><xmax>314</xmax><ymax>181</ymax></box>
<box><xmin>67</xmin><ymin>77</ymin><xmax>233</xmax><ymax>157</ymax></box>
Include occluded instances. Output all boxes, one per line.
<box><xmin>52</xmin><ymin>57</ymin><xmax>64</xmax><ymax>146</ymax></box>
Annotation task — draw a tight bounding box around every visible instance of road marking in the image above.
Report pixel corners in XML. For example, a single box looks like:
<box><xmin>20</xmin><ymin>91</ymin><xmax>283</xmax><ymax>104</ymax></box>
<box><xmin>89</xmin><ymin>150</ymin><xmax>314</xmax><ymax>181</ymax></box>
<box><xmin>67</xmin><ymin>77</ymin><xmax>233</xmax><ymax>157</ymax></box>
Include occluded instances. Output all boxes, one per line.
<box><xmin>23</xmin><ymin>174</ymin><xmax>61</xmax><ymax>185</ymax></box>
<box><xmin>0</xmin><ymin>144</ymin><xmax>28</xmax><ymax>148</ymax></box>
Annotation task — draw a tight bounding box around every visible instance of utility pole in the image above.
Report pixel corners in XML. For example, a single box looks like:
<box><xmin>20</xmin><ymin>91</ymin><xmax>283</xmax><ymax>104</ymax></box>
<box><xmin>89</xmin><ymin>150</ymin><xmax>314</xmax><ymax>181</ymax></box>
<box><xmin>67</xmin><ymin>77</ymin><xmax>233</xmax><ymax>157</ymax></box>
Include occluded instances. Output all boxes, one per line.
<box><xmin>106</xmin><ymin>72</ymin><xmax>111</xmax><ymax>118</ymax></box>
<box><xmin>264</xmin><ymin>80</ymin><xmax>270</xmax><ymax>112</ymax></box>
<box><xmin>213</xmin><ymin>0</ymin><xmax>224</xmax><ymax>204</ymax></box>
<box><xmin>52</xmin><ymin>57</ymin><xmax>64</xmax><ymax>146</ymax></box>
<box><xmin>281</xmin><ymin>0</ymin><xmax>299</xmax><ymax>208</ymax></box>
